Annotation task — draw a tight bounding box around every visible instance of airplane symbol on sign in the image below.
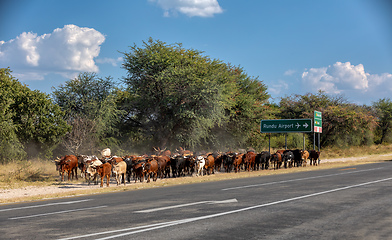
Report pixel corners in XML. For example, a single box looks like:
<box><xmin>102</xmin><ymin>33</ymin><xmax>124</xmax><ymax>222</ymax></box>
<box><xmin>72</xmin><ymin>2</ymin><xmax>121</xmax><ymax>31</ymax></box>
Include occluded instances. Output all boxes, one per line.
<box><xmin>296</xmin><ymin>123</ymin><xmax>300</xmax><ymax>128</ymax></box>
<box><xmin>303</xmin><ymin>123</ymin><xmax>309</xmax><ymax>128</ymax></box>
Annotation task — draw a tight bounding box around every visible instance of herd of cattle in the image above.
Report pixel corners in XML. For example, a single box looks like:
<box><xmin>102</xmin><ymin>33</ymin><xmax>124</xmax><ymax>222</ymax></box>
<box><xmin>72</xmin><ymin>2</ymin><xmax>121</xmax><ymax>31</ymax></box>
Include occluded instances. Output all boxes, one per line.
<box><xmin>54</xmin><ymin>148</ymin><xmax>321</xmax><ymax>187</ymax></box>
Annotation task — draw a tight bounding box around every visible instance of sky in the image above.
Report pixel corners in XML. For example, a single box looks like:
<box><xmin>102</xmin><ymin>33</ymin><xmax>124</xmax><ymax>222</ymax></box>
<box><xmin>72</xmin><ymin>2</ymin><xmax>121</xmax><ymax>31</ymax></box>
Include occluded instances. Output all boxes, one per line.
<box><xmin>1</xmin><ymin>0</ymin><xmax>391</xmax><ymax>105</ymax></box>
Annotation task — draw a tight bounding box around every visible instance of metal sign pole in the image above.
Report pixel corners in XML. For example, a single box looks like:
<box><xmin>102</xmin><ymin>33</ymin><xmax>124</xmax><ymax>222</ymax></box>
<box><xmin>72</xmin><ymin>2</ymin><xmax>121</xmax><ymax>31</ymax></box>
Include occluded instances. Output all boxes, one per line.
<box><xmin>269</xmin><ymin>133</ymin><xmax>271</xmax><ymax>154</ymax></box>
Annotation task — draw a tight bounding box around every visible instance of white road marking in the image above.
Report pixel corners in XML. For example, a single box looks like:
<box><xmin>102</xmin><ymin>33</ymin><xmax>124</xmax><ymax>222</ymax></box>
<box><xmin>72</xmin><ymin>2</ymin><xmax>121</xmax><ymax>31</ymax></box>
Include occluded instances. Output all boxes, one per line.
<box><xmin>0</xmin><ymin>199</ymin><xmax>92</xmax><ymax>212</ymax></box>
<box><xmin>58</xmin><ymin>177</ymin><xmax>392</xmax><ymax>240</ymax></box>
<box><xmin>134</xmin><ymin>198</ymin><xmax>238</xmax><ymax>213</ymax></box>
<box><xmin>221</xmin><ymin>167</ymin><xmax>384</xmax><ymax>191</ymax></box>
<box><xmin>9</xmin><ymin>205</ymin><xmax>107</xmax><ymax>220</ymax></box>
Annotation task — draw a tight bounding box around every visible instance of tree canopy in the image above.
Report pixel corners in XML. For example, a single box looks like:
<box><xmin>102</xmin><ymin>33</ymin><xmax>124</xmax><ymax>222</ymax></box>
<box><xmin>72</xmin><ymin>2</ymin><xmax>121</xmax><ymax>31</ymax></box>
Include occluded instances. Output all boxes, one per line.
<box><xmin>120</xmin><ymin>38</ymin><xmax>270</xmax><ymax>151</ymax></box>
<box><xmin>0</xmin><ymin>68</ymin><xmax>69</xmax><ymax>162</ymax></box>
<box><xmin>52</xmin><ymin>72</ymin><xmax>123</xmax><ymax>155</ymax></box>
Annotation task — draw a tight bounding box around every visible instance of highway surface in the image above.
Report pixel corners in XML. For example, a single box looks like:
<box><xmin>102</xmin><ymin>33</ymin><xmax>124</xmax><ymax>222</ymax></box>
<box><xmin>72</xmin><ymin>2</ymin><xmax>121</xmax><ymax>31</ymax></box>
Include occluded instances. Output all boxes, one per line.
<box><xmin>1</xmin><ymin>161</ymin><xmax>391</xmax><ymax>239</ymax></box>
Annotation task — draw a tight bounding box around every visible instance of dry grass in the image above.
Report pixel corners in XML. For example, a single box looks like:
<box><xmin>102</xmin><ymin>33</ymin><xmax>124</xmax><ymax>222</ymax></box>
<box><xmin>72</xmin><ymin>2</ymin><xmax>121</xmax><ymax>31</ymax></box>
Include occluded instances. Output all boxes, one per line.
<box><xmin>0</xmin><ymin>159</ymin><xmax>58</xmax><ymax>189</ymax></box>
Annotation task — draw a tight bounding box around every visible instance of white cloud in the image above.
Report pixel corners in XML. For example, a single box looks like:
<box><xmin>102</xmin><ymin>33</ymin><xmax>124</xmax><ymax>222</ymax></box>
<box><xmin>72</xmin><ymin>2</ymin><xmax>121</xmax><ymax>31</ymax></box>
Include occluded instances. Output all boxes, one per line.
<box><xmin>302</xmin><ymin>61</ymin><xmax>392</xmax><ymax>103</ymax></box>
<box><xmin>269</xmin><ymin>79</ymin><xmax>289</xmax><ymax>95</ymax></box>
<box><xmin>284</xmin><ymin>69</ymin><xmax>296</xmax><ymax>76</ymax></box>
<box><xmin>96</xmin><ymin>57</ymin><xmax>123</xmax><ymax>67</ymax></box>
<box><xmin>0</xmin><ymin>24</ymin><xmax>105</xmax><ymax>81</ymax></box>
<box><xmin>149</xmin><ymin>0</ymin><xmax>223</xmax><ymax>17</ymax></box>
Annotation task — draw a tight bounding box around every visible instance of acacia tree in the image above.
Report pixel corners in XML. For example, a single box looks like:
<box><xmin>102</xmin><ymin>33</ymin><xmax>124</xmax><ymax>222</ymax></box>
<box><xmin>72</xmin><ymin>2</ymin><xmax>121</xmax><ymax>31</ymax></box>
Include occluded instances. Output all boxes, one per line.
<box><xmin>372</xmin><ymin>98</ymin><xmax>392</xmax><ymax>144</ymax></box>
<box><xmin>120</xmin><ymin>38</ymin><xmax>270</xmax><ymax>151</ymax></box>
<box><xmin>52</xmin><ymin>72</ymin><xmax>122</xmax><ymax>154</ymax></box>
<box><xmin>279</xmin><ymin>91</ymin><xmax>376</xmax><ymax>147</ymax></box>
<box><xmin>0</xmin><ymin>68</ymin><xmax>69</xmax><ymax>161</ymax></box>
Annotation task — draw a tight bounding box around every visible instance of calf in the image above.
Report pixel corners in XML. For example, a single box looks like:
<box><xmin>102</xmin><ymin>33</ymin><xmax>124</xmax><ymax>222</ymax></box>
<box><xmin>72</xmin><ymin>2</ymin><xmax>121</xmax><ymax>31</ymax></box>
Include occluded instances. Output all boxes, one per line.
<box><xmin>94</xmin><ymin>162</ymin><xmax>112</xmax><ymax>187</ymax></box>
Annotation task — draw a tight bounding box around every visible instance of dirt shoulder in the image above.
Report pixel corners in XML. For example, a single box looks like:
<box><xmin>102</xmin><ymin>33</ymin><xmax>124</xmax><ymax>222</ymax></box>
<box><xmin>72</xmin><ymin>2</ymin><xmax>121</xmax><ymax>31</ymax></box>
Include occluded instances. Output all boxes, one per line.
<box><xmin>1</xmin><ymin>154</ymin><xmax>391</xmax><ymax>204</ymax></box>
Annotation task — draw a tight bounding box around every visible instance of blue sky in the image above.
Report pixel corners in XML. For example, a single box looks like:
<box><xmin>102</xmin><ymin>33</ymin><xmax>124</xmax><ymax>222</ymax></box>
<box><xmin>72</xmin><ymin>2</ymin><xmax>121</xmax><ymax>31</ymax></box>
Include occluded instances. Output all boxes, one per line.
<box><xmin>1</xmin><ymin>0</ymin><xmax>391</xmax><ymax>105</ymax></box>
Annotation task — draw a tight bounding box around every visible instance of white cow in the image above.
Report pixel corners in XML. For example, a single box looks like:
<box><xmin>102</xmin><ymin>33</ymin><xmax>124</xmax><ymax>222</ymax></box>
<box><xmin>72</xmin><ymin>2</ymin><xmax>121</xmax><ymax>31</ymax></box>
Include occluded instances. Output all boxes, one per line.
<box><xmin>113</xmin><ymin>161</ymin><xmax>127</xmax><ymax>185</ymax></box>
<box><xmin>100</xmin><ymin>148</ymin><xmax>111</xmax><ymax>158</ymax></box>
<box><xmin>86</xmin><ymin>159</ymin><xmax>103</xmax><ymax>185</ymax></box>
<box><xmin>196</xmin><ymin>156</ymin><xmax>206</xmax><ymax>177</ymax></box>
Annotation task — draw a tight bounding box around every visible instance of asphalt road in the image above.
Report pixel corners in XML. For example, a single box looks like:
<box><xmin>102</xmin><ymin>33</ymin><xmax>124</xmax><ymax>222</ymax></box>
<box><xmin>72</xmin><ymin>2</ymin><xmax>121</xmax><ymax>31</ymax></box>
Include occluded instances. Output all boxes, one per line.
<box><xmin>1</xmin><ymin>161</ymin><xmax>391</xmax><ymax>240</ymax></box>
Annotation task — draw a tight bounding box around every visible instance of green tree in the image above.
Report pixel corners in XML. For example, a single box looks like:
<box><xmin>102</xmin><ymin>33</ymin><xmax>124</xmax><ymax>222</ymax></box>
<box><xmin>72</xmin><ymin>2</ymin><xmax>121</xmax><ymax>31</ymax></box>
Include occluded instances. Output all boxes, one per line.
<box><xmin>52</xmin><ymin>72</ymin><xmax>122</xmax><ymax>154</ymax></box>
<box><xmin>0</xmin><ymin>68</ymin><xmax>69</xmax><ymax>161</ymax></box>
<box><xmin>0</xmin><ymin>68</ymin><xmax>25</xmax><ymax>162</ymax></box>
<box><xmin>279</xmin><ymin>91</ymin><xmax>376</xmax><ymax>147</ymax></box>
<box><xmin>120</xmin><ymin>38</ymin><xmax>270</xmax><ymax>151</ymax></box>
<box><xmin>372</xmin><ymin>98</ymin><xmax>392</xmax><ymax>144</ymax></box>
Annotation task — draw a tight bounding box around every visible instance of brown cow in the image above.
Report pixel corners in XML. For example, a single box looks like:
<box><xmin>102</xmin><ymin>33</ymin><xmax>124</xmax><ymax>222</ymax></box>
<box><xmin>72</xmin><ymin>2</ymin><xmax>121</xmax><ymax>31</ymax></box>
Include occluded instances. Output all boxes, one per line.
<box><xmin>156</xmin><ymin>155</ymin><xmax>171</xmax><ymax>178</ymax></box>
<box><xmin>153</xmin><ymin>147</ymin><xmax>172</xmax><ymax>157</ymax></box>
<box><xmin>233</xmin><ymin>153</ymin><xmax>244</xmax><ymax>173</ymax></box>
<box><xmin>57</xmin><ymin>155</ymin><xmax>78</xmax><ymax>181</ymax></box>
<box><xmin>133</xmin><ymin>161</ymin><xmax>146</xmax><ymax>183</ymax></box>
<box><xmin>94</xmin><ymin>162</ymin><xmax>112</xmax><ymax>187</ymax></box>
<box><xmin>176</xmin><ymin>147</ymin><xmax>192</xmax><ymax>157</ymax></box>
<box><xmin>243</xmin><ymin>151</ymin><xmax>256</xmax><ymax>171</ymax></box>
<box><xmin>204</xmin><ymin>153</ymin><xmax>215</xmax><ymax>175</ymax></box>
<box><xmin>301</xmin><ymin>150</ymin><xmax>310</xmax><ymax>167</ymax></box>
<box><xmin>145</xmin><ymin>158</ymin><xmax>159</xmax><ymax>183</ymax></box>
<box><xmin>270</xmin><ymin>152</ymin><xmax>283</xmax><ymax>170</ymax></box>
<box><xmin>309</xmin><ymin>150</ymin><xmax>321</xmax><ymax>166</ymax></box>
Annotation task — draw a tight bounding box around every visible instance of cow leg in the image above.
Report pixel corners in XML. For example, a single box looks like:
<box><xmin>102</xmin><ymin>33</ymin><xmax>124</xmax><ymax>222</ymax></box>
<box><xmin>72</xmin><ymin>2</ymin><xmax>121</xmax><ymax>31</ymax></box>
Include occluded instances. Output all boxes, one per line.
<box><xmin>147</xmin><ymin>173</ymin><xmax>151</xmax><ymax>183</ymax></box>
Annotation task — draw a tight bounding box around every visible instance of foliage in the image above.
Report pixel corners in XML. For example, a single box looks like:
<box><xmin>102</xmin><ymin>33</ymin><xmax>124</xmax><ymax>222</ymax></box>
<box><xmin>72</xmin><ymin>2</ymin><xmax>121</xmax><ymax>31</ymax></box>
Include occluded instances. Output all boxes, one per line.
<box><xmin>372</xmin><ymin>98</ymin><xmax>392</xmax><ymax>144</ymax></box>
<box><xmin>0</xmin><ymin>68</ymin><xmax>26</xmax><ymax>162</ymax></box>
<box><xmin>0</xmin><ymin>68</ymin><xmax>69</xmax><ymax>161</ymax></box>
<box><xmin>52</xmin><ymin>72</ymin><xmax>123</xmax><ymax>155</ymax></box>
<box><xmin>120</xmin><ymin>38</ymin><xmax>270</xmax><ymax>151</ymax></box>
<box><xmin>278</xmin><ymin>91</ymin><xmax>377</xmax><ymax>147</ymax></box>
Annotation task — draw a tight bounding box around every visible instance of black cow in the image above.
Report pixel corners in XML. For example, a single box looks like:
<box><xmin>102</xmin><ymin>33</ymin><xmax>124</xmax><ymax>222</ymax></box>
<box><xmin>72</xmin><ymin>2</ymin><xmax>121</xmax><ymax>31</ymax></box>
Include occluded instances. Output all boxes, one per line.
<box><xmin>223</xmin><ymin>152</ymin><xmax>236</xmax><ymax>173</ymax></box>
<box><xmin>283</xmin><ymin>150</ymin><xmax>294</xmax><ymax>168</ymax></box>
<box><xmin>171</xmin><ymin>155</ymin><xmax>186</xmax><ymax>177</ymax></box>
<box><xmin>255</xmin><ymin>151</ymin><xmax>270</xmax><ymax>170</ymax></box>
<box><xmin>309</xmin><ymin>150</ymin><xmax>321</xmax><ymax>166</ymax></box>
<box><xmin>291</xmin><ymin>149</ymin><xmax>302</xmax><ymax>167</ymax></box>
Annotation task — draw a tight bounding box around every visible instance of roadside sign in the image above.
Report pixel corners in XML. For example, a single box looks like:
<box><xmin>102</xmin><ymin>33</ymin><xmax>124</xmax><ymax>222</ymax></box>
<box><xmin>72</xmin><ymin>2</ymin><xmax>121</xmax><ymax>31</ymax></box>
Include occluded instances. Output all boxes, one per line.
<box><xmin>260</xmin><ymin>119</ymin><xmax>313</xmax><ymax>133</ymax></box>
<box><xmin>314</xmin><ymin>110</ymin><xmax>322</xmax><ymax>133</ymax></box>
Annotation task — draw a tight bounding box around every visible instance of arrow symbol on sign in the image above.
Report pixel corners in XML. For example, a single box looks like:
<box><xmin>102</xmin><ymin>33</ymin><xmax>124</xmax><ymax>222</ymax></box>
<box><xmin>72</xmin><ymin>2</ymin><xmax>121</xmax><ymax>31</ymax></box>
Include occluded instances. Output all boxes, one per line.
<box><xmin>303</xmin><ymin>123</ymin><xmax>309</xmax><ymax>128</ymax></box>
<box><xmin>296</xmin><ymin>123</ymin><xmax>300</xmax><ymax>129</ymax></box>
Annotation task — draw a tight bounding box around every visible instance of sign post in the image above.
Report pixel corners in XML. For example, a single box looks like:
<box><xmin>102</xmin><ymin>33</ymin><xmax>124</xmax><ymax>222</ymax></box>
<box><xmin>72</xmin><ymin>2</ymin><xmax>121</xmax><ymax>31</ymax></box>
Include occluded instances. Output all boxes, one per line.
<box><xmin>313</xmin><ymin>111</ymin><xmax>322</xmax><ymax>153</ymax></box>
<box><xmin>261</xmin><ymin>119</ymin><xmax>312</xmax><ymax>153</ymax></box>
<box><xmin>260</xmin><ymin>119</ymin><xmax>313</xmax><ymax>133</ymax></box>
<box><xmin>314</xmin><ymin>111</ymin><xmax>322</xmax><ymax>133</ymax></box>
